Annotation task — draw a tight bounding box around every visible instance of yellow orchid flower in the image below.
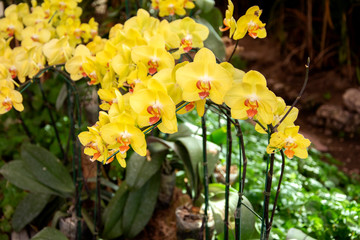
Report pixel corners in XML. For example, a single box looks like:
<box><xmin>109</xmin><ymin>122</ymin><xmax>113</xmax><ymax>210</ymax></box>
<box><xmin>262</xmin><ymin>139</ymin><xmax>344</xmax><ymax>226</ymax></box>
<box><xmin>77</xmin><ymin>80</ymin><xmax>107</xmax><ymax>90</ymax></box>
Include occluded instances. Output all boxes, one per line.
<box><xmin>100</xmin><ymin>122</ymin><xmax>147</xmax><ymax>157</ymax></box>
<box><xmin>86</xmin><ymin>36</ymin><xmax>107</xmax><ymax>55</ymax></box>
<box><xmin>255</xmin><ymin>97</ymin><xmax>299</xmax><ymax>134</ymax></box>
<box><xmin>156</xmin><ymin>20</ymin><xmax>180</xmax><ymax>51</ymax></box>
<box><xmin>4</xmin><ymin>3</ymin><xmax>29</xmax><ymax>22</ymax></box>
<box><xmin>233</xmin><ymin>6</ymin><xmax>266</xmax><ymax>40</ymax></box>
<box><xmin>0</xmin><ymin>64</ymin><xmax>18</xmax><ymax>89</ymax></box>
<box><xmin>0</xmin><ymin>13</ymin><xmax>24</xmax><ymax>40</ymax></box>
<box><xmin>98</xmin><ymin>87</ymin><xmax>119</xmax><ymax>111</ymax></box>
<box><xmin>78</xmin><ymin>127</ymin><xmax>113</xmax><ymax>163</ymax></box>
<box><xmin>183</xmin><ymin>0</ymin><xmax>195</xmax><ymax>9</ymax></box>
<box><xmin>175</xmin><ymin>48</ymin><xmax>233</xmax><ymax>115</ymax></box>
<box><xmin>131</xmin><ymin>35</ymin><xmax>175</xmax><ymax>75</ymax></box>
<box><xmin>224</xmin><ymin>70</ymin><xmax>277</xmax><ymax>124</ymax></box>
<box><xmin>266</xmin><ymin>126</ymin><xmax>311</xmax><ymax>159</ymax></box>
<box><xmin>15</xmin><ymin>46</ymin><xmax>46</xmax><ymax>83</ymax></box>
<box><xmin>22</xmin><ymin>6</ymin><xmax>49</xmax><ymax>27</ymax></box>
<box><xmin>111</xmin><ymin>44</ymin><xmax>135</xmax><ymax>84</ymax></box>
<box><xmin>125</xmin><ymin>62</ymin><xmax>150</xmax><ymax>92</ymax></box>
<box><xmin>124</xmin><ymin>9</ymin><xmax>159</xmax><ymax>35</ymax></box>
<box><xmin>42</xmin><ymin>37</ymin><xmax>73</xmax><ymax>65</ymax></box>
<box><xmin>82</xmin><ymin>56</ymin><xmax>105</xmax><ymax>86</ymax></box>
<box><xmin>96</xmin><ymin>41</ymin><xmax>119</xmax><ymax>70</ymax></box>
<box><xmin>21</xmin><ymin>25</ymin><xmax>51</xmax><ymax>47</ymax></box>
<box><xmin>159</xmin><ymin>0</ymin><xmax>186</xmax><ymax>17</ymax></box>
<box><xmin>65</xmin><ymin>44</ymin><xmax>93</xmax><ymax>81</ymax></box>
<box><xmin>220</xmin><ymin>0</ymin><xmax>237</xmax><ymax>38</ymax></box>
<box><xmin>130</xmin><ymin>78</ymin><xmax>177</xmax><ymax>134</ymax></box>
<box><xmin>0</xmin><ymin>87</ymin><xmax>24</xmax><ymax>114</ymax></box>
<box><xmin>170</xmin><ymin>17</ymin><xmax>209</xmax><ymax>55</ymax></box>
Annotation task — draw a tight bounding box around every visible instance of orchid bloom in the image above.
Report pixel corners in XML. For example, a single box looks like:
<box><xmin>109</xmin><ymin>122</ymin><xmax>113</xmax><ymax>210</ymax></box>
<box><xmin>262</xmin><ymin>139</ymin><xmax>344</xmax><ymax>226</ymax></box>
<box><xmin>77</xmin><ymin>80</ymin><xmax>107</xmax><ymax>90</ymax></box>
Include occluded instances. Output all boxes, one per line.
<box><xmin>220</xmin><ymin>0</ymin><xmax>237</xmax><ymax>38</ymax></box>
<box><xmin>266</xmin><ymin>126</ymin><xmax>311</xmax><ymax>159</ymax></box>
<box><xmin>176</xmin><ymin>48</ymin><xmax>233</xmax><ymax>116</ymax></box>
<box><xmin>224</xmin><ymin>70</ymin><xmax>277</xmax><ymax>124</ymax></box>
<box><xmin>233</xmin><ymin>6</ymin><xmax>267</xmax><ymax>40</ymax></box>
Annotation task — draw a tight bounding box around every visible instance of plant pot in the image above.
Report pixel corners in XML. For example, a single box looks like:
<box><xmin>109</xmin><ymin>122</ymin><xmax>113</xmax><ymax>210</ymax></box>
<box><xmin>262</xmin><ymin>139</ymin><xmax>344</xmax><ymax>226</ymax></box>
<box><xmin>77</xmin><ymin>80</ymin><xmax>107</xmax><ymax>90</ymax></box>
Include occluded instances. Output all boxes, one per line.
<box><xmin>175</xmin><ymin>204</ymin><xmax>215</xmax><ymax>240</ymax></box>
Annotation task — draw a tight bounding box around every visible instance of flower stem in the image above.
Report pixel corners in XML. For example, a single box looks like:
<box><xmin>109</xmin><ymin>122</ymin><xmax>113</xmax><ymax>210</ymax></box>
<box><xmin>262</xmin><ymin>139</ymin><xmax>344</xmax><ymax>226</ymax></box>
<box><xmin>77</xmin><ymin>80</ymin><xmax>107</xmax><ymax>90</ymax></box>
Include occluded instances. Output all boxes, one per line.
<box><xmin>201</xmin><ymin>111</ymin><xmax>210</xmax><ymax>240</ymax></box>
<box><xmin>224</xmin><ymin>110</ymin><xmax>232</xmax><ymax>240</ymax></box>
<box><xmin>268</xmin><ymin>150</ymin><xmax>286</xmax><ymax>233</ymax></box>
<box><xmin>227</xmin><ymin>40</ymin><xmax>239</xmax><ymax>62</ymax></box>
<box><xmin>37</xmin><ymin>79</ymin><xmax>66</xmax><ymax>161</ymax></box>
<box><xmin>274</xmin><ymin>58</ymin><xmax>310</xmax><ymax>130</ymax></box>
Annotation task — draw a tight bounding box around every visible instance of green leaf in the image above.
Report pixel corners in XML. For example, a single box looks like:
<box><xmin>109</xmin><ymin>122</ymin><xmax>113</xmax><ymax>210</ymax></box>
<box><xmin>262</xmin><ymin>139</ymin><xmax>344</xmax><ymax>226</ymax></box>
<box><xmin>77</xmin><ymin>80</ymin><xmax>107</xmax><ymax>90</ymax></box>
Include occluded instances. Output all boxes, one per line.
<box><xmin>175</xmin><ymin>137</ymin><xmax>220</xmax><ymax>199</ymax></box>
<box><xmin>208</xmin><ymin>184</ymin><xmax>255</xmax><ymax>239</ymax></box>
<box><xmin>210</xmin><ymin>126</ymin><xmax>227</xmax><ymax>145</ymax></box>
<box><xmin>21</xmin><ymin>144</ymin><xmax>74</xmax><ymax>196</ymax></box>
<box><xmin>12</xmin><ymin>192</ymin><xmax>51</xmax><ymax>232</ymax></box>
<box><xmin>102</xmin><ymin>182</ymin><xmax>129</xmax><ymax>239</ymax></box>
<box><xmin>199</xmin><ymin>7</ymin><xmax>223</xmax><ymax>36</ymax></box>
<box><xmin>55</xmin><ymin>84</ymin><xmax>67</xmax><ymax>111</ymax></box>
<box><xmin>31</xmin><ymin>227</ymin><xmax>69</xmax><ymax>240</ymax></box>
<box><xmin>196</xmin><ymin>0</ymin><xmax>215</xmax><ymax>13</ymax></box>
<box><xmin>123</xmin><ymin>171</ymin><xmax>161</xmax><ymax>238</ymax></box>
<box><xmin>125</xmin><ymin>142</ymin><xmax>168</xmax><ymax>190</ymax></box>
<box><xmin>196</xmin><ymin>18</ymin><xmax>226</xmax><ymax>61</ymax></box>
<box><xmin>0</xmin><ymin>160</ymin><xmax>59</xmax><ymax>195</ymax></box>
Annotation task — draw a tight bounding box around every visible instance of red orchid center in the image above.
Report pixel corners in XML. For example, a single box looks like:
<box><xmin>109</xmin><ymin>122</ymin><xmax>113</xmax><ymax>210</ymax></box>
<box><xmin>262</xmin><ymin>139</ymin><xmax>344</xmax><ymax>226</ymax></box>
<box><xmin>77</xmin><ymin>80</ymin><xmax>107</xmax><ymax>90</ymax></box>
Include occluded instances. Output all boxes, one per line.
<box><xmin>196</xmin><ymin>77</ymin><xmax>212</xmax><ymax>99</ymax></box>
<box><xmin>244</xmin><ymin>98</ymin><xmax>259</xmax><ymax>118</ymax></box>
<box><xmin>147</xmin><ymin>104</ymin><xmax>161</xmax><ymax>125</ymax></box>
<box><xmin>9</xmin><ymin>66</ymin><xmax>17</xmax><ymax>79</ymax></box>
<box><xmin>117</xmin><ymin>135</ymin><xmax>131</xmax><ymax>154</ymax></box>
<box><xmin>284</xmin><ymin>142</ymin><xmax>297</xmax><ymax>159</ymax></box>
<box><xmin>181</xmin><ymin>36</ymin><xmax>193</xmax><ymax>52</ymax></box>
<box><xmin>2</xmin><ymin>97</ymin><xmax>13</xmax><ymax>112</ymax></box>
<box><xmin>148</xmin><ymin>59</ymin><xmax>159</xmax><ymax>75</ymax></box>
<box><xmin>248</xmin><ymin>21</ymin><xmax>260</xmax><ymax>39</ymax></box>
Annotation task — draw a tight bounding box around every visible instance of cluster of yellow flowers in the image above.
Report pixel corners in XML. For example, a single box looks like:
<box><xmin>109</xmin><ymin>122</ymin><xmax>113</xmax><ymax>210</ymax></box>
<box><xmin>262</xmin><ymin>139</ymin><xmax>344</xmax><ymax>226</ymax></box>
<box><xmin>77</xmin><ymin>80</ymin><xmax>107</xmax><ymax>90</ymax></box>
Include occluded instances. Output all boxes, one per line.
<box><xmin>0</xmin><ymin>0</ymin><xmax>310</xmax><ymax>166</ymax></box>
<box><xmin>78</xmin><ymin>7</ymin><xmax>310</xmax><ymax>167</ymax></box>
<box><xmin>151</xmin><ymin>0</ymin><xmax>195</xmax><ymax>17</ymax></box>
<box><xmin>0</xmin><ymin>0</ymin><xmax>98</xmax><ymax>114</ymax></box>
<box><xmin>220</xmin><ymin>0</ymin><xmax>266</xmax><ymax>39</ymax></box>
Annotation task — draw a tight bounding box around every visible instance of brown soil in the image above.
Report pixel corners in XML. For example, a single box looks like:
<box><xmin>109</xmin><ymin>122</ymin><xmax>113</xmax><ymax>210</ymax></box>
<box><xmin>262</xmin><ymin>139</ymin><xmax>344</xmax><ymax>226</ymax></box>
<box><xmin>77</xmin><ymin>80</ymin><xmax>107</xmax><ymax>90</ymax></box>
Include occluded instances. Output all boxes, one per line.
<box><xmin>230</xmin><ymin>36</ymin><xmax>360</xmax><ymax>177</ymax></box>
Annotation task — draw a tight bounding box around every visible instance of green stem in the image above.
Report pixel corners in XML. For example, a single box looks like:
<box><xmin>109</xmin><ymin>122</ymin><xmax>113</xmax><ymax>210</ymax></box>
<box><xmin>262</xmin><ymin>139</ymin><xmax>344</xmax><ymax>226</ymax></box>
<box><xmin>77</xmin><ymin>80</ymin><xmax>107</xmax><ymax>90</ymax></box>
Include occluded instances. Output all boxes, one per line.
<box><xmin>268</xmin><ymin>150</ymin><xmax>286</xmax><ymax>236</ymax></box>
<box><xmin>274</xmin><ymin>58</ymin><xmax>310</xmax><ymax>130</ymax></box>
<box><xmin>264</xmin><ymin>154</ymin><xmax>275</xmax><ymax>240</ymax></box>
<box><xmin>15</xmin><ymin>111</ymin><xmax>34</xmax><ymax>143</ymax></box>
<box><xmin>201</xmin><ymin>111</ymin><xmax>210</xmax><ymax>240</ymax></box>
<box><xmin>224</xmin><ymin>111</ymin><xmax>232</xmax><ymax>240</ymax></box>
<box><xmin>227</xmin><ymin>40</ymin><xmax>239</xmax><ymax>62</ymax></box>
<box><xmin>260</xmin><ymin>130</ymin><xmax>271</xmax><ymax>240</ymax></box>
<box><xmin>37</xmin><ymin>79</ymin><xmax>66</xmax><ymax>161</ymax></box>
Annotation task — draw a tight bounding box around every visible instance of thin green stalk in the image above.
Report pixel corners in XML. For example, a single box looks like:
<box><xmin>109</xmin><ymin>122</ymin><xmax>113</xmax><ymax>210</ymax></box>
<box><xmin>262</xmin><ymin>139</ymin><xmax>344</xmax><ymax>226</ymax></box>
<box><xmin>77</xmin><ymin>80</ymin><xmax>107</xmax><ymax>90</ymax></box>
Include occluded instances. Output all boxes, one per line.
<box><xmin>234</xmin><ymin>120</ymin><xmax>247</xmax><ymax>240</ymax></box>
<box><xmin>224</xmin><ymin>111</ymin><xmax>232</xmax><ymax>240</ymax></box>
<box><xmin>241</xmin><ymin>202</ymin><xmax>262</xmax><ymax>220</ymax></box>
<box><xmin>125</xmin><ymin>0</ymin><xmax>130</xmax><ymax>19</ymax></box>
<box><xmin>15</xmin><ymin>111</ymin><xmax>34</xmax><ymax>143</ymax></box>
<box><xmin>37</xmin><ymin>79</ymin><xmax>66</xmax><ymax>161</ymax></box>
<box><xmin>268</xmin><ymin>150</ymin><xmax>286</xmax><ymax>236</ymax></box>
<box><xmin>260</xmin><ymin>128</ymin><xmax>271</xmax><ymax>240</ymax></box>
<box><xmin>201</xmin><ymin>111</ymin><xmax>210</xmax><ymax>240</ymax></box>
<box><xmin>264</xmin><ymin>154</ymin><xmax>275</xmax><ymax>240</ymax></box>
<box><xmin>274</xmin><ymin>58</ymin><xmax>310</xmax><ymax>130</ymax></box>
<box><xmin>235</xmin><ymin>135</ymin><xmax>242</xmax><ymax>240</ymax></box>
<box><xmin>227</xmin><ymin>40</ymin><xmax>239</xmax><ymax>62</ymax></box>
